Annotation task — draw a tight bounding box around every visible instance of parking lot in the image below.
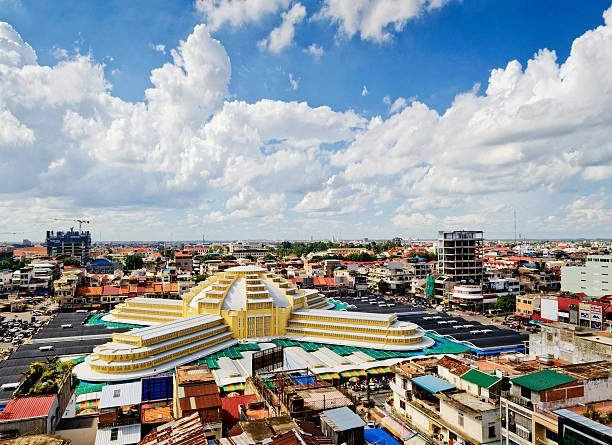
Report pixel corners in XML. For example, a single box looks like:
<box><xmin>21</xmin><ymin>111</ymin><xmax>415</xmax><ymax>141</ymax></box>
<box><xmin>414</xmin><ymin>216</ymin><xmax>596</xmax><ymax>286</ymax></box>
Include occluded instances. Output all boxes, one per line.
<box><xmin>0</xmin><ymin>297</ymin><xmax>55</xmax><ymax>352</ymax></box>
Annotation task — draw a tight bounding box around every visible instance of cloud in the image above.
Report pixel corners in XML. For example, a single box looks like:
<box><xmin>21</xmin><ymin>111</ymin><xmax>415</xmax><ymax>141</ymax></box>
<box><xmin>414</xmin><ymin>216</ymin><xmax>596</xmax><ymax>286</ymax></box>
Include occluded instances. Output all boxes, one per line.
<box><xmin>196</xmin><ymin>0</ymin><xmax>291</xmax><ymax>31</ymax></box>
<box><xmin>361</xmin><ymin>85</ymin><xmax>368</xmax><ymax>96</ymax></box>
<box><xmin>3</xmin><ymin>4</ymin><xmax>612</xmax><ymax>239</ymax></box>
<box><xmin>318</xmin><ymin>0</ymin><xmax>451</xmax><ymax>42</ymax></box>
<box><xmin>150</xmin><ymin>43</ymin><xmax>166</xmax><ymax>54</ymax></box>
<box><xmin>289</xmin><ymin>73</ymin><xmax>298</xmax><ymax>90</ymax></box>
<box><xmin>304</xmin><ymin>43</ymin><xmax>324</xmax><ymax>58</ymax></box>
<box><xmin>389</xmin><ymin>97</ymin><xmax>407</xmax><ymax>113</ymax></box>
<box><xmin>258</xmin><ymin>2</ymin><xmax>306</xmax><ymax>53</ymax></box>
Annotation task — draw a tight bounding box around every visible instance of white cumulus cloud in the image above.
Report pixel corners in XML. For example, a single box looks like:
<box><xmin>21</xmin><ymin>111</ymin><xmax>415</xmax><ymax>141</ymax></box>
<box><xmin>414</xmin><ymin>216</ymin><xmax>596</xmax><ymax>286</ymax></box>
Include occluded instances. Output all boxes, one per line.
<box><xmin>319</xmin><ymin>0</ymin><xmax>450</xmax><ymax>42</ymax></box>
<box><xmin>258</xmin><ymin>2</ymin><xmax>306</xmax><ymax>53</ymax></box>
<box><xmin>196</xmin><ymin>0</ymin><xmax>291</xmax><ymax>31</ymax></box>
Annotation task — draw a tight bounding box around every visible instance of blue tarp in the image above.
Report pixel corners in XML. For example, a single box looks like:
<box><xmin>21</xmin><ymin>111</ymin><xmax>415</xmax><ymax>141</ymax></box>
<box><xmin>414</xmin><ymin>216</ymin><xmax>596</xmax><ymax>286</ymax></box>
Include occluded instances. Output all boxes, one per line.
<box><xmin>292</xmin><ymin>376</ymin><xmax>315</xmax><ymax>385</ymax></box>
<box><xmin>364</xmin><ymin>428</ymin><xmax>401</xmax><ymax>445</ymax></box>
<box><xmin>411</xmin><ymin>375</ymin><xmax>455</xmax><ymax>393</ymax></box>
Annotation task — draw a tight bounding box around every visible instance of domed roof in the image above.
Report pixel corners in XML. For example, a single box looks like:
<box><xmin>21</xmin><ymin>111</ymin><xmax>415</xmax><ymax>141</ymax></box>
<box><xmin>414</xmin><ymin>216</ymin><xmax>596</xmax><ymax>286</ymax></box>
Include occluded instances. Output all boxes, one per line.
<box><xmin>225</xmin><ymin>265</ymin><xmax>267</xmax><ymax>272</ymax></box>
<box><xmin>189</xmin><ymin>267</ymin><xmax>318</xmax><ymax>312</ymax></box>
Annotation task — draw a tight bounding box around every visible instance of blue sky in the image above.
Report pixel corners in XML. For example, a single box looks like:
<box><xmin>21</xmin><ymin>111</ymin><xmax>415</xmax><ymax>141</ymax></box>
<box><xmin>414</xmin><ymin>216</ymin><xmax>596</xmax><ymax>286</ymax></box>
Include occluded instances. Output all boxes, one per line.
<box><xmin>5</xmin><ymin>0</ymin><xmax>609</xmax><ymax>112</ymax></box>
<box><xmin>1</xmin><ymin>0</ymin><xmax>612</xmax><ymax>241</ymax></box>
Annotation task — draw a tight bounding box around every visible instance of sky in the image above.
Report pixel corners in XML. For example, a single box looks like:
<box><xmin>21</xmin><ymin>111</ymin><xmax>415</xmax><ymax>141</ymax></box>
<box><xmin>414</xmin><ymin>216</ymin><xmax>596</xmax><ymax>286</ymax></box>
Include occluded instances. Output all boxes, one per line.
<box><xmin>1</xmin><ymin>0</ymin><xmax>612</xmax><ymax>242</ymax></box>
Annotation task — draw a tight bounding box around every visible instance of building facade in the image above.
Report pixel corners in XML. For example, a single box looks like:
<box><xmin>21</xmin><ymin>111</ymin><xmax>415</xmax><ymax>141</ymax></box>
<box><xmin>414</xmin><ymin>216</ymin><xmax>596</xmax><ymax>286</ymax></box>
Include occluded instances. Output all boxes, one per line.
<box><xmin>561</xmin><ymin>254</ymin><xmax>612</xmax><ymax>297</ymax></box>
<box><xmin>46</xmin><ymin>230</ymin><xmax>92</xmax><ymax>264</ymax></box>
<box><xmin>438</xmin><ymin>231</ymin><xmax>484</xmax><ymax>283</ymax></box>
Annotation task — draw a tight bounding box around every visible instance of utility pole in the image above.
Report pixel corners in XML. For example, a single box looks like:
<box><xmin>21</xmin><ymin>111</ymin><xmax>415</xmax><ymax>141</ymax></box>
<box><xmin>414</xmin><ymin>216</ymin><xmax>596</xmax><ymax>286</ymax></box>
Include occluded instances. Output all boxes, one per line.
<box><xmin>513</xmin><ymin>208</ymin><xmax>517</xmax><ymax>245</ymax></box>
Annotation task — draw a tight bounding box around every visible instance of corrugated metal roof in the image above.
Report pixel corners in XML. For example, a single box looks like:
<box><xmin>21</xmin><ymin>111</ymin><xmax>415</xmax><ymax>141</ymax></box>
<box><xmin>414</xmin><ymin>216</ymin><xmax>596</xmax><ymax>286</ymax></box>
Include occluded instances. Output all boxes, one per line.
<box><xmin>320</xmin><ymin>406</ymin><xmax>365</xmax><ymax>432</ymax></box>
<box><xmin>139</xmin><ymin>412</ymin><xmax>208</xmax><ymax>445</ymax></box>
<box><xmin>553</xmin><ymin>409</ymin><xmax>612</xmax><ymax>439</ymax></box>
<box><xmin>0</xmin><ymin>395</ymin><xmax>56</xmax><ymax>420</ymax></box>
<box><xmin>179</xmin><ymin>394</ymin><xmax>221</xmax><ymax>410</ymax></box>
<box><xmin>511</xmin><ymin>370</ymin><xmax>577</xmax><ymax>392</ymax></box>
<box><xmin>99</xmin><ymin>382</ymin><xmax>142</xmax><ymax>409</ymax></box>
<box><xmin>95</xmin><ymin>423</ymin><xmax>141</xmax><ymax>445</ymax></box>
<box><xmin>461</xmin><ymin>369</ymin><xmax>500</xmax><ymax>388</ymax></box>
<box><xmin>411</xmin><ymin>375</ymin><xmax>455</xmax><ymax>394</ymax></box>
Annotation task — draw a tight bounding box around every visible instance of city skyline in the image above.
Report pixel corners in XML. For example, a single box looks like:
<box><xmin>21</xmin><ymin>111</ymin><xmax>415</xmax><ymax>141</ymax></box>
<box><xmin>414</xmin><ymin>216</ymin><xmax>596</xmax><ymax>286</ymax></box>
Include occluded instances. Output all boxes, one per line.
<box><xmin>1</xmin><ymin>1</ymin><xmax>612</xmax><ymax>241</ymax></box>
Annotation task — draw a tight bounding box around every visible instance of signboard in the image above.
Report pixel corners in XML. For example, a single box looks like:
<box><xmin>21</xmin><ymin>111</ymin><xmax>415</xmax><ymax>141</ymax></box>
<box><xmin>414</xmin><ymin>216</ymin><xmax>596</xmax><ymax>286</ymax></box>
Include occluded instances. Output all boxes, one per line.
<box><xmin>425</xmin><ymin>276</ymin><xmax>435</xmax><ymax>299</ymax></box>
<box><xmin>252</xmin><ymin>345</ymin><xmax>283</xmax><ymax>373</ymax></box>
<box><xmin>540</xmin><ymin>298</ymin><xmax>559</xmax><ymax>322</ymax></box>
<box><xmin>579</xmin><ymin>303</ymin><xmax>591</xmax><ymax>320</ymax></box>
<box><xmin>590</xmin><ymin>305</ymin><xmax>602</xmax><ymax>322</ymax></box>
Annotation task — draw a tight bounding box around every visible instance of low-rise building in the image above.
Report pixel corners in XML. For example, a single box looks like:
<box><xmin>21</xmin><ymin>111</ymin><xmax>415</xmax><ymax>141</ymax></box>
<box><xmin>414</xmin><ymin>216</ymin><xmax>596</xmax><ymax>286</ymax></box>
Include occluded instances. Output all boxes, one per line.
<box><xmin>391</xmin><ymin>360</ymin><xmax>500</xmax><ymax>445</ymax></box>
<box><xmin>173</xmin><ymin>364</ymin><xmax>222</xmax><ymax>440</ymax></box>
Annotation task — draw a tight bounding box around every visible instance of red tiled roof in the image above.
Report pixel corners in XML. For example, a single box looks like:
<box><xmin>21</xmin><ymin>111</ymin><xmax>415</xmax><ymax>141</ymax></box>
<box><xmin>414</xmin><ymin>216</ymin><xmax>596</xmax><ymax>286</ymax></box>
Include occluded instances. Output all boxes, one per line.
<box><xmin>103</xmin><ymin>285</ymin><xmax>120</xmax><ymax>295</ymax></box>
<box><xmin>76</xmin><ymin>286</ymin><xmax>103</xmax><ymax>296</ymax></box>
<box><xmin>0</xmin><ymin>395</ymin><xmax>56</xmax><ymax>420</ymax></box>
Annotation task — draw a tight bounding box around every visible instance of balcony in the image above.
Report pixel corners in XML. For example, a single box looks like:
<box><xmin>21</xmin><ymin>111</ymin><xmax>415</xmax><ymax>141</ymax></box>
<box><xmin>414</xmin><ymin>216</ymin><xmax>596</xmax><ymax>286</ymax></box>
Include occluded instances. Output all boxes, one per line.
<box><xmin>389</xmin><ymin>381</ymin><xmax>409</xmax><ymax>399</ymax></box>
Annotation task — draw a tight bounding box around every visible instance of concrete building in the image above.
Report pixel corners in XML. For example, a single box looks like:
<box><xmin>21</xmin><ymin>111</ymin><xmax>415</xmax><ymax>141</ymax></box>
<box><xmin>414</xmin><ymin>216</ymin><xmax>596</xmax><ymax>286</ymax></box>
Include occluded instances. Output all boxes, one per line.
<box><xmin>390</xmin><ymin>361</ymin><xmax>500</xmax><ymax>445</ymax></box>
<box><xmin>561</xmin><ymin>254</ymin><xmax>612</xmax><ymax>297</ymax></box>
<box><xmin>438</xmin><ymin>231</ymin><xmax>484</xmax><ymax>284</ymax></box>
<box><xmin>500</xmin><ymin>362</ymin><xmax>612</xmax><ymax>445</ymax></box>
<box><xmin>46</xmin><ymin>229</ymin><xmax>92</xmax><ymax>264</ymax></box>
<box><xmin>75</xmin><ymin>265</ymin><xmax>435</xmax><ymax>382</ymax></box>
<box><xmin>174</xmin><ymin>253</ymin><xmax>193</xmax><ymax>272</ymax></box>
<box><xmin>529</xmin><ymin>323</ymin><xmax>612</xmax><ymax>364</ymax></box>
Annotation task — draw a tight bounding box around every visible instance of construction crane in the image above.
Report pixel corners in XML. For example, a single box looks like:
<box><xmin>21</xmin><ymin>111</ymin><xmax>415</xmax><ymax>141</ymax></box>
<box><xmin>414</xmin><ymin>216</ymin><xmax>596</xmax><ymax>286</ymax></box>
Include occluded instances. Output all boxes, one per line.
<box><xmin>49</xmin><ymin>218</ymin><xmax>90</xmax><ymax>232</ymax></box>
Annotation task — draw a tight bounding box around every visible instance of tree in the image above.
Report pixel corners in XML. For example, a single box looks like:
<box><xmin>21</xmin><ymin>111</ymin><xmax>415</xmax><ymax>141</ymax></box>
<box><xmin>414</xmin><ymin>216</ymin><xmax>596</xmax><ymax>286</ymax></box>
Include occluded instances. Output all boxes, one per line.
<box><xmin>191</xmin><ymin>274</ymin><xmax>208</xmax><ymax>283</ymax></box>
<box><xmin>124</xmin><ymin>254</ymin><xmax>144</xmax><ymax>270</ymax></box>
<box><xmin>494</xmin><ymin>294</ymin><xmax>516</xmax><ymax>313</ymax></box>
<box><xmin>244</xmin><ymin>254</ymin><xmax>256</xmax><ymax>261</ymax></box>
<box><xmin>0</xmin><ymin>257</ymin><xmax>26</xmax><ymax>271</ymax></box>
<box><xmin>377</xmin><ymin>280</ymin><xmax>390</xmax><ymax>294</ymax></box>
<box><xmin>395</xmin><ymin>283</ymin><xmax>406</xmax><ymax>296</ymax></box>
<box><xmin>220</xmin><ymin>255</ymin><xmax>236</xmax><ymax>261</ymax></box>
<box><xmin>62</xmin><ymin>258</ymin><xmax>80</xmax><ymax>267</ymax></box>
<box><xmin>263</xmin><ymin>253</ymin><xmax>276</xmax><ymax>261</ymax></box>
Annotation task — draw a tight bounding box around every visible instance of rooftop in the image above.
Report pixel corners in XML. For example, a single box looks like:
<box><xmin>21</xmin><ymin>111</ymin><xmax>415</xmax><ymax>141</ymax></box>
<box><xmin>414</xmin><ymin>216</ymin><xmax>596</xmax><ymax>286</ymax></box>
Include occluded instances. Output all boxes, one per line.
<box><xmin>554</xmin><ymin>409</ymin><xmax>612</xmax><ymax>440</ymax></box>
<box><xmin>460</xmin><ymin>368</ymin><xmax>501</xmax><ymax>388</ymax></box>
<box><xmin>320</xmin><ymin>406</ymin><xmax>365</xmax><ymax>432</ymax></box>
<box><xmin>175</xmin><ymin>364</ymin><xmax>215</xmax><ymax>385</ymax></box>
<box><xmin>412</xmin><ymin>375</ymin><xmax>456</xmax><ymax>394</ymax></box>
<box><xmin>511</xmin><ymin>369</ymin><xmax>577</xmax><ymax>392</ymax></box>
<box><xmin>437</xmin><ymin>391</ymin><xmax>497</xmax><ymax>414</ymax></box>
<box><xmin>0</xmin><ymin>395</ymin><xmax>56</xmax><ymax>420</ymax></box>
<box><xmin>99</xmin><ymin>382</ymin><xmax>142</xmax><ymax>409</ymax></box>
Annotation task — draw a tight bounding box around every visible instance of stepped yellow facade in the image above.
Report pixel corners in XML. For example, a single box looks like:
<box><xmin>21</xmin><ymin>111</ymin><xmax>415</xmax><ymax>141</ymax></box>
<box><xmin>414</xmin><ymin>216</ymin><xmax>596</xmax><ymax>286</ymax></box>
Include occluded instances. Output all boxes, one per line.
<box><xmin>76</xmin><ymin>266</ymin><xmax>434</xmax><ymax>381</ymax></box>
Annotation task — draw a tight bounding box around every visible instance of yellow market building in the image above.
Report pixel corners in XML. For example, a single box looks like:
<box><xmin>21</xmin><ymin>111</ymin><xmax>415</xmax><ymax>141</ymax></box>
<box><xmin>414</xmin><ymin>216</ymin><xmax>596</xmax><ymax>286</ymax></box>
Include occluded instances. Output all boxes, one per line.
<box><xmin>75</xmin><ymin>266</ymin><xmax>434</xmax><ymax>381</ymax></box>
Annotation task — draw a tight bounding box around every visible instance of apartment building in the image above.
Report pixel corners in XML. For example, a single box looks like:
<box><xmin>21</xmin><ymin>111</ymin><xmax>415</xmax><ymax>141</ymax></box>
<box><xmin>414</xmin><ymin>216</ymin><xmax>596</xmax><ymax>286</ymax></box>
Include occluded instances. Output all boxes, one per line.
<box><xmin>561</xmin><ymin>254</ymin><xmax>612</xmax><ymax>297</ymax></box>
<box><xmin>438</xmin><ymin>231</ymin><xmax>484</xmax><ymax>283</ymax></box>
<box><xmin>500</xmin><ymin>361</ymin><xmax>612</xmax><ymax>445</ymax></box>
<box><xmin>390</xmin><ymin>359</ymin><xmax>501</xmax><ymax>445</ymax></box>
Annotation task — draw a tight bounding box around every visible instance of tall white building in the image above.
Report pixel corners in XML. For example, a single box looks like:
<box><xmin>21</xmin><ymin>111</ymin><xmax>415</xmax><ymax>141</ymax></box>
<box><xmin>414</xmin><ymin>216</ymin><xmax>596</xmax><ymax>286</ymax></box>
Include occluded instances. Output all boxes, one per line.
<box><xmin>561</xmin><ymin>254</ymin><xmax>612</xmax><ymax>297</ymax></box>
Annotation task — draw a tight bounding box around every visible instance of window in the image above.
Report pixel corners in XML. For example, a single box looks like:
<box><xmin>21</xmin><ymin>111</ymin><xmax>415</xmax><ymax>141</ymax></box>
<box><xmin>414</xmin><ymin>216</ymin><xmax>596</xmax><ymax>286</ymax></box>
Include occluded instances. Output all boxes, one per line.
<box><xmin>521</xmin><ymin>385</ymin><xmax>531</xmax><ymax>399</ymax></box>
<box><xmin>110</xmin><ymin>428</ymin><xmax>119</xmax><ymax>441</ymax></box>
<box><xmin>458</xmin><ymin>412</ymin><xmax>464</xmax><ymax>427</ymax></box>
<box><xmin>399</xmin><ymin>400</ymin><xmax>406</xmax><ymax>410</ymax></box>
<box><xmin>488</xmin><ymin>424</ymin><xmax>496</xmax><ymax>438</ymax></box>
<box><xmin>113</xmin><ymin>389</ymin><xmax>121</xmax><ymax>398</ymax></box>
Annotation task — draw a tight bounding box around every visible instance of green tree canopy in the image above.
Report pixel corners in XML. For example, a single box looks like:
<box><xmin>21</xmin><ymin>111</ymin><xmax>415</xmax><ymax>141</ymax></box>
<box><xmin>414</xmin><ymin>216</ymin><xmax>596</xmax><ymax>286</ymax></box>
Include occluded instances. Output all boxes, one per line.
<box><xmin>377</xmin><ymin>280</ymin><xmax>390</xmax><ymax>294</ymax></box>
<box><xmin>124</xmin><ymin>254</ymin><xmax>144</xmax><ymax>270</ymax></box>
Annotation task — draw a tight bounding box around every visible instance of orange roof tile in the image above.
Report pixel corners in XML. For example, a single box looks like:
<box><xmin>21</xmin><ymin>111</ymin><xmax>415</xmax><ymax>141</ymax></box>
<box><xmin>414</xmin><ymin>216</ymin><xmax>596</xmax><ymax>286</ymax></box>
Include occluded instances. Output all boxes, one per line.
<box><xmin>76</xmin><ymin>286</ymin><xmax>103</xmax><ymax>296</ymax></box>
<box><xmin>142</xmin><ymin>405</ymin><xmax>173</xmax><ymax>423</ymax></box>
